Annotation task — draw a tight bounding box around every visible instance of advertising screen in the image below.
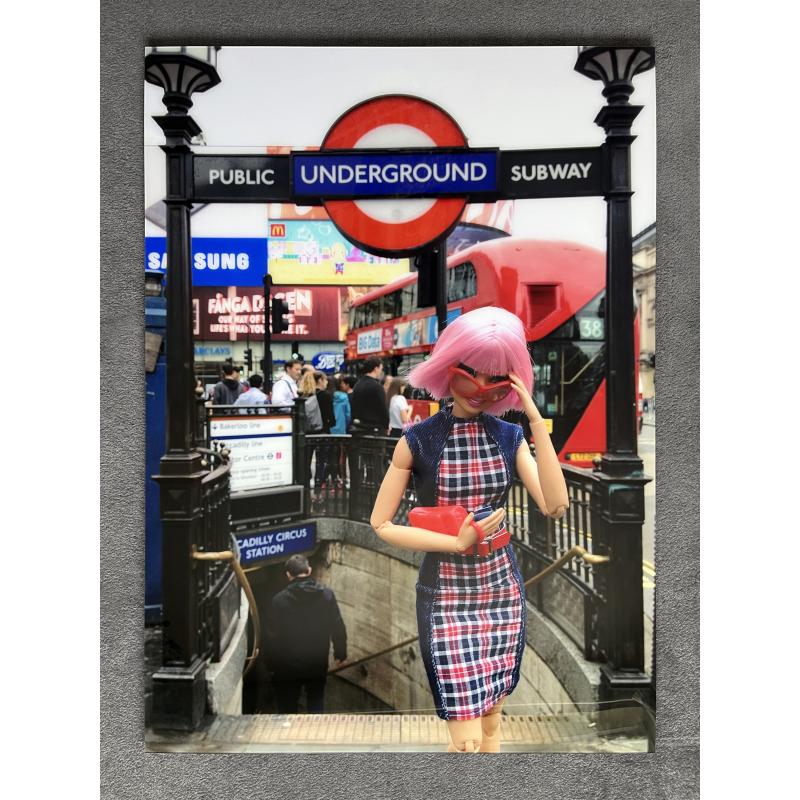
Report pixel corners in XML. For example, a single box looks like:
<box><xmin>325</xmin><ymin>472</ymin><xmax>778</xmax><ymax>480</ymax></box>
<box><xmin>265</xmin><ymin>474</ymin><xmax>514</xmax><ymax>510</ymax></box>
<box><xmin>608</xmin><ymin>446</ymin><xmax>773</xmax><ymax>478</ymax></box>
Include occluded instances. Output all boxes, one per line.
<box><xmin>193</xmin><ymin>285</ymin><xmax>343</xmax><ymax>342</ymax></box>
<box><xmin>267</xmin><ymin>219</ymin><xmax>410</xmax><ymax>285</ymax></box>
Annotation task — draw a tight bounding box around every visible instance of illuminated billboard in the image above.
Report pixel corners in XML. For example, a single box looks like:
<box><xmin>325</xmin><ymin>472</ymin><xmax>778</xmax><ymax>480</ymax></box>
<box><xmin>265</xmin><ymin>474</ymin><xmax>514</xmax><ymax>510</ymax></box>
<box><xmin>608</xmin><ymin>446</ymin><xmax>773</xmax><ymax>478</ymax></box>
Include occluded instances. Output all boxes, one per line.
<box><xmin>267</xmin><ymin>219</ymin><xmax>410</xmax><ymax>286</ymax></box>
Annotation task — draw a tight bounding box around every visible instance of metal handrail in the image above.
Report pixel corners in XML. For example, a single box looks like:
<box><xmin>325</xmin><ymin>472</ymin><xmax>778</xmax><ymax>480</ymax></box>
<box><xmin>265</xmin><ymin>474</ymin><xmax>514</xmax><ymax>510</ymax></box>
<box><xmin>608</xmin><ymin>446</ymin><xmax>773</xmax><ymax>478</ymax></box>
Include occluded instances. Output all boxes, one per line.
<box><xmin>191</xmin><ymin>547</ymin><xmax>261</xmax><ymax>677</ymax></box>
<box><xmin>328</xmin><ymin>635</ymin><xmax>419</xmax><ymax>676</ymax></box>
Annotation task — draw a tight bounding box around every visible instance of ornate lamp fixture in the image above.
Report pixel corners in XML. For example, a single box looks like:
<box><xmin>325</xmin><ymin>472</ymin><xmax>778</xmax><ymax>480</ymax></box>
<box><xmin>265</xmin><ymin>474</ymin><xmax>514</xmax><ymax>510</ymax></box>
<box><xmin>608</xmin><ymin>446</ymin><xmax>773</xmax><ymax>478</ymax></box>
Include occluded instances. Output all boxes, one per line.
<box><xmin>145</xmin><ymin>46</ymin><xmax>221</xmax><ymax>114</ymax></box>
<box><xmin>574</xmin><ymin>46</ymin><xmax>655</xmax><ymax>104</ymax></box>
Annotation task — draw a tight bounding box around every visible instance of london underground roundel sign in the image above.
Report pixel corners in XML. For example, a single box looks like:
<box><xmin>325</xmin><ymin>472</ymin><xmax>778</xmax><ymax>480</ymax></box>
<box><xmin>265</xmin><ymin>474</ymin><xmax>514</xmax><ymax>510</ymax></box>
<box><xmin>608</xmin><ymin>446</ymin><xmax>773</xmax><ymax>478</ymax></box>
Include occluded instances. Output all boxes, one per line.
<box><xmin>320</xmin><ymin>95</ymin><xmax>469</xmax><ymax>256</ymax></box>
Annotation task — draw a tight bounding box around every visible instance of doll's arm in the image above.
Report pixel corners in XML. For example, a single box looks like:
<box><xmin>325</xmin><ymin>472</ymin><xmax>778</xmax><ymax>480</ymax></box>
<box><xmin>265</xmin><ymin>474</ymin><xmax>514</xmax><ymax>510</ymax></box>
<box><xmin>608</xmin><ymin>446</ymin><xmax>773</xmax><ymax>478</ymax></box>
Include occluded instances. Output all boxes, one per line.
<box><xmin>509</xmin><ymin>372</ymin><xmax>569</xmax><ymax>519</ymax></box>
<box><xmin>516</xmin><ymin>441</ymin><xmax>568</xmax><ymax>518</ymax></box>
<box><xmin>370</xmin><ymin>437</ymin><xmax>504</xmax><ymax>552</ymax></box>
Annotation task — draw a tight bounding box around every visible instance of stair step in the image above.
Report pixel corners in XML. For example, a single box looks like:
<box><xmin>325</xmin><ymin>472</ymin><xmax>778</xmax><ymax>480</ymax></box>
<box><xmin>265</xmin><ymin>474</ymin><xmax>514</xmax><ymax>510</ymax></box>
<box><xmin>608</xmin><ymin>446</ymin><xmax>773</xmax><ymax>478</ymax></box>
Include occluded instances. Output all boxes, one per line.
<box><xmin>147</xmin><ymin>713</ymin><xmax>650</xmax><ymax>752</ymax></box>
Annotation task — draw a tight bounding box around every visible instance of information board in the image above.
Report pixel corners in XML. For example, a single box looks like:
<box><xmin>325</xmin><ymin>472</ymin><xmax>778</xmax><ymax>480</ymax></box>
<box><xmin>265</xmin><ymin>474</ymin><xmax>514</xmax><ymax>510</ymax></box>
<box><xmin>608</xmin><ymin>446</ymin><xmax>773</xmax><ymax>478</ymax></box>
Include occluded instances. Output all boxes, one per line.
<box><xmin>208</xmin><ymin>415</ymin><xmax>293</xmax><ymax>493</ymax></box>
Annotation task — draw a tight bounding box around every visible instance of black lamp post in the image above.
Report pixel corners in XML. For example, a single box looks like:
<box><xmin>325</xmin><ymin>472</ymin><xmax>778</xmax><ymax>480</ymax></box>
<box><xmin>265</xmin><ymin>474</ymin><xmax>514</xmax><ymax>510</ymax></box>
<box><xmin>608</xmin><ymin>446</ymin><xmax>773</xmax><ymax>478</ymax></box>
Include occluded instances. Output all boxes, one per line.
<box><xmin>575</xmin><ymin>46</ymin><xmax>655</xmax><ymax>707</ymax></box>
<box><xmin>146</xmin><ymin>46</ymin><xmax>221</xmax><ymax>729</ymax></box>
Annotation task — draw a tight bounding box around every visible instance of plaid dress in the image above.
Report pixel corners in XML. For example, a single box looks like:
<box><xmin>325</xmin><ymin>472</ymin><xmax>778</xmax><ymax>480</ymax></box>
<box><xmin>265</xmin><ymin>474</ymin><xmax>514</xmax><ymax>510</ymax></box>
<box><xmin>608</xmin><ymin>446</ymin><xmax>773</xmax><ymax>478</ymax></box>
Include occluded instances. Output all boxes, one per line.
<box><xmin>418</xmin><ymin>416</ymin><xmax>526</xmax><ymax>721</ymax></box>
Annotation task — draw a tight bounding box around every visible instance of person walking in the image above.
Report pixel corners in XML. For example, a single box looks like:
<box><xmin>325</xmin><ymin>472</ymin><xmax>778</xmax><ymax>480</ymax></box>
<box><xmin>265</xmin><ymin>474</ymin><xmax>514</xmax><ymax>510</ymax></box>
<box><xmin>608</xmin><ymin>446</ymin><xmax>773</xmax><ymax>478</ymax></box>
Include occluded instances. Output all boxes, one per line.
<box><xmin>271</xmin><ymin>359</ymin><xmax>302</xmax><ymax>410</ymax></box>
<box><xmin>387</xmin><ymin>377</ymin><xmax>411</xmax><ymax>437</ymax></box>
<box><xmin>234</xmin><ymin>373</ymin><xmax>269</xmax><ymax>406</ymax></box>
<box><xmin>331</xmin><ymin>375</ymin><xmax>354</xmax><ymax>435</ymax></box>
<box><xmin>350</xmin><ymin>358</ymin><xmax>389</xmax><ymax>434</ymax></box>
<box><xmin>311</xmin><ymin>372</ymin><xmax>336</xmax><ymax>494</ymax></box>
<box><xmin>329</xmin><ymin>376</ymin><xmax>354</xmax><ymax>490</ymax></box>
<box><xmin>211</xmin><ymin>363</ymin><xmax>244</xmax><ymax>405</ymax></box>
<box><xmin>267</xmin><ymin>555</ymin><xmax>347</xmax><ymax>714</ymax></box>
<box><xmin>297</xmin><ymin>371</ymin><xmax>325</xmax><ymax>492</ymax></box>
<box><xmin>348</xmin><ymin>359</ymin><xmax>390</xmax><ymax>498</ymax></box>
<box><xmin>314</xmin><ymin>372</ymin><xmax>336</xmax><ymax>435</ymax></box>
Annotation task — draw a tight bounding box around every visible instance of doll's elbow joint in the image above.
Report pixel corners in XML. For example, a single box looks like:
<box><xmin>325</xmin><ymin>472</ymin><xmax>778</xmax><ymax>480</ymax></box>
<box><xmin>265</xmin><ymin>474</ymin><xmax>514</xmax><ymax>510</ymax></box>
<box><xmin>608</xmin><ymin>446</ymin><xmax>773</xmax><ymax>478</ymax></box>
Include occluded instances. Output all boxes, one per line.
<box><xmin>371</xmin><ymin>518</ymin><xmax>391</xmax><ymax>540</ymax></box>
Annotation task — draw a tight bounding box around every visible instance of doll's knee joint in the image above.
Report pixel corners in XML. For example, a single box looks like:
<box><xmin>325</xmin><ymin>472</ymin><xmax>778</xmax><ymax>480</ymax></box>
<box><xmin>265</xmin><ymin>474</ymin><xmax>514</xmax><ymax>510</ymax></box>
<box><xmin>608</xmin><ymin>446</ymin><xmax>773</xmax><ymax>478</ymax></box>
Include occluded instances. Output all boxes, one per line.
<box><xmin>451</xmin><ymin>738</ymin><xmax>481</xmax><ymax>753</ymax></box>
<box><xmin>481</xmin><ymin>709</ymin><xmax>502</xmax><ymax>737</ymax></box>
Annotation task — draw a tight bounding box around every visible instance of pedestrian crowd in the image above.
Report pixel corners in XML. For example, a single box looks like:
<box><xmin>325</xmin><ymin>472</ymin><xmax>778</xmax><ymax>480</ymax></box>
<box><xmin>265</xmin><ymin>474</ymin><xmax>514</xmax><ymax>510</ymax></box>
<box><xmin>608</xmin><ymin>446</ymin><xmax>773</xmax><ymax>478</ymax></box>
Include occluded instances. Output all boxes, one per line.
<box><xmin>201</xmin><ymin>356</ymin><xmax>414</xmax><ymax>438</ymax></box>
<box><xmin>199</xmin><ymin>357</ymin><xmax>419</xmax><ymax>504</ymax></box>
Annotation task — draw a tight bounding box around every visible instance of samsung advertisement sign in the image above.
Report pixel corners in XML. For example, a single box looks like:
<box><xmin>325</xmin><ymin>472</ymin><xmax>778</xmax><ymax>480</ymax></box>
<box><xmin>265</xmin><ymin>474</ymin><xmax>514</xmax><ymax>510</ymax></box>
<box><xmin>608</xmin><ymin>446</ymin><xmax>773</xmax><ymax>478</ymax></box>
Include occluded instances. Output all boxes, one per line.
<box><xmin>144</xmin><ymin>236</ymin><xmax>267</xmax><ymax>287</ymax></box>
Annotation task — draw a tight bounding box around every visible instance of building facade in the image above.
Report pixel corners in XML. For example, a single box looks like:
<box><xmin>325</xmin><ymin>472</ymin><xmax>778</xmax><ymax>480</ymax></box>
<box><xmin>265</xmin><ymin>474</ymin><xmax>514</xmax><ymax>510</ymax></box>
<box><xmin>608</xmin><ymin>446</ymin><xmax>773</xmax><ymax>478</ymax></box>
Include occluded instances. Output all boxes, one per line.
<box><xmin>633</xmin><ymin>223</ymin><xmax>656</xmax><ymax>405</ymax></box>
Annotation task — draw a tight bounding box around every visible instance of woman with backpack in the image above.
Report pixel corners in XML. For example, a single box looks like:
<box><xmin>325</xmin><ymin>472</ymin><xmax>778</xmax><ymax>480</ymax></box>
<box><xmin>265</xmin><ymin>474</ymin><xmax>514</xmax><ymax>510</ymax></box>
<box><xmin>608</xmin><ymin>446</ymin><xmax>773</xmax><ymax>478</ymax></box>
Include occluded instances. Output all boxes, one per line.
<box><xmin>299</xmin><ymin>371</ymin><xmax>336</xmax><ymax>496</ymax></box>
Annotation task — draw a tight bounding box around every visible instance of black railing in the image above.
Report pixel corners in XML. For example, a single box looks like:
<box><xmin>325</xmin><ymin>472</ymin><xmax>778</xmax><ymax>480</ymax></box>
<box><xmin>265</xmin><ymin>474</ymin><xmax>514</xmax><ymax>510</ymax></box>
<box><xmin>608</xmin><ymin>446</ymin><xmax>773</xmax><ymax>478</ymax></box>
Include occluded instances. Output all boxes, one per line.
<box><xmin>511</xmin><ymin>465</ymin><xmax>605</xmax><ymax>660</ymax></box>
<box><xmin>195</xmin><ymin>447</ymin><xmax>235</xmax><ymax>662</ymax></box>
<box><xmin>158</xmin><ymin>445</ymin><xmax>235</xmax><ymax>671</ymax></box>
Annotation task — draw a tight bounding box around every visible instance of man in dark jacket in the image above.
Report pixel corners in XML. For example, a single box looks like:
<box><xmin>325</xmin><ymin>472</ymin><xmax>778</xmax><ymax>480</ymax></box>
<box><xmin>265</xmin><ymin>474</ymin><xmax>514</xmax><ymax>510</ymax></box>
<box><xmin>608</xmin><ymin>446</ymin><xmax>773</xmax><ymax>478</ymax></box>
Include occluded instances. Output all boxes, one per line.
<box><xmin>268</xmin><ymin>555</ymin><xmax>347</xmax><ymax>714</ymax></box>
<box><xmin>350</xmin><ymin>357</ymin><xmax>388</xmax><ymax>433</ymax></box>
<box><xmin>211</xmin><ymin>363</ymin><xmax>244</xmax><ymax>405</ymax></box>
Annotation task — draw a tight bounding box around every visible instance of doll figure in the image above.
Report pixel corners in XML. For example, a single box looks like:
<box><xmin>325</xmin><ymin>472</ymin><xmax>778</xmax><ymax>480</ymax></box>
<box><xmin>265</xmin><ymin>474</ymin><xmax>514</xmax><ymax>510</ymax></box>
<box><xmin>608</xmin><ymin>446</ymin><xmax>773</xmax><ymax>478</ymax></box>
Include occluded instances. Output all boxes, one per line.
<box><xmin>370</xmin><ymin>306</ymin><xmax>569</xmax><ymax>753</ymax></box>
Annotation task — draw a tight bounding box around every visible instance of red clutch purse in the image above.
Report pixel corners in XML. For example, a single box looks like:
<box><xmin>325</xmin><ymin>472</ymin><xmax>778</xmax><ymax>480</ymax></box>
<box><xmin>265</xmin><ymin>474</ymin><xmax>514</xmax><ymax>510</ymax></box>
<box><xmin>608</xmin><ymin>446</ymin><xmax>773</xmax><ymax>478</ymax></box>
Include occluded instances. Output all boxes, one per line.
<box><xmin>408</xmin><ymin>505</ymin><xmax>468</xmax><ymax>536</ymax></box>
<box><xmin>408</xmin><ymin>505</ymin><xmax>510</xmax><ymax>557</ymax></box>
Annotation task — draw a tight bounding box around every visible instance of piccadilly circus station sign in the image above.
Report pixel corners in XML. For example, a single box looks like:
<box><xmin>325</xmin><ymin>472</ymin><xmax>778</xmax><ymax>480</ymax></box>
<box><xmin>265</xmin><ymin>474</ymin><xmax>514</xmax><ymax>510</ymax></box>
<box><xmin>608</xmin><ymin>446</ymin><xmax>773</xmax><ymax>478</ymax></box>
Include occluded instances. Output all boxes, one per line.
<box><xmin>192</xmin><ymin>94</ymin><xmax>606</xmax><ymax>257</ymax></box>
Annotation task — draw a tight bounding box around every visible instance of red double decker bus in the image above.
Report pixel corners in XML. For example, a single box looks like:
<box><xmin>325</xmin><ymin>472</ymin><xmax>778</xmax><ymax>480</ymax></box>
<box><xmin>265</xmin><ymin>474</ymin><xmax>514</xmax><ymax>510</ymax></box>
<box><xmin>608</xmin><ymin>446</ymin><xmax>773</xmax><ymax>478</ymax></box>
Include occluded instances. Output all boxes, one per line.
<box><xmin>345</xmin><ymin>237</ymin><xmax>637</xmax><ymax>468</ymax></box>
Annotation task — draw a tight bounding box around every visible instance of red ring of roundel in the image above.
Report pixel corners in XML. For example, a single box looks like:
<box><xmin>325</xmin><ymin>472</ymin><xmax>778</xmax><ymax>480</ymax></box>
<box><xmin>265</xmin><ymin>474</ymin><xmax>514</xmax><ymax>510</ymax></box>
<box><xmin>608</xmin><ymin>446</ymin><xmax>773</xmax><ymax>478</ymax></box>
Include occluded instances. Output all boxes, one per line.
<box><xmin>321</xmin><ymin>95</ymin><xmax>468</xmax><ymax>255</ymax></box>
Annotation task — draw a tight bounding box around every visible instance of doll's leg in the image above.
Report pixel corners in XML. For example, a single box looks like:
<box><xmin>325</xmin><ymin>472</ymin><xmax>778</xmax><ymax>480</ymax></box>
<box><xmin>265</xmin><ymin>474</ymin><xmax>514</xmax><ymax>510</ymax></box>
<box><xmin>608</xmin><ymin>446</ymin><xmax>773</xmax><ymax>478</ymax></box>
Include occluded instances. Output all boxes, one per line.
<box><xmin>446</xmin><ymin>717</ymin><xmax>483</xmax><ymax>753</ymax></box>
<box><xmin>479</xmin><ymin>697</ymin><xmax>506</xmax><ymax>753</ymax></box>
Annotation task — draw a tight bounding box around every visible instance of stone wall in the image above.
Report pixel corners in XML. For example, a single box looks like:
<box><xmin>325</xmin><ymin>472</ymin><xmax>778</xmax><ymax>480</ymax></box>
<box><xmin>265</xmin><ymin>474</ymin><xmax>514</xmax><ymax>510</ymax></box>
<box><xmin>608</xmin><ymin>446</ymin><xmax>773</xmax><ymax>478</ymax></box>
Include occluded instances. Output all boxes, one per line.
<box><xmin>205</xmin><ymin>590</ymin><xmax>249</xmax><ymax>715</ymax></box>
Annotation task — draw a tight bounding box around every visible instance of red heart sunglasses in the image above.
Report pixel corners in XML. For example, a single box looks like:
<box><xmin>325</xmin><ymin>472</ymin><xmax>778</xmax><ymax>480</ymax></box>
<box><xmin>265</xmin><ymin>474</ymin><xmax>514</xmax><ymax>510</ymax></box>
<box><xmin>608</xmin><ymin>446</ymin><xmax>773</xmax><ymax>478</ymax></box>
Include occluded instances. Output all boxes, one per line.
<box><xmin>447</xmin><ymin>365</ymin><xmax>513</xmax><ymax>402</ymax></box>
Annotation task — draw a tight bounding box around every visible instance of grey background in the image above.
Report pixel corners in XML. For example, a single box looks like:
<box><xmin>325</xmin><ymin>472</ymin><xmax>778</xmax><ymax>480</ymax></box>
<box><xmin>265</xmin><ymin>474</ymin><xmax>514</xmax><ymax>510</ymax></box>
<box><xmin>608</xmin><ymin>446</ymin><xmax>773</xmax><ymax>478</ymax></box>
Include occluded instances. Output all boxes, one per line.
<box><xmin>101</xmin><ymin>1</ymin><xmax>698</xmax><ymax>797</ymax></box>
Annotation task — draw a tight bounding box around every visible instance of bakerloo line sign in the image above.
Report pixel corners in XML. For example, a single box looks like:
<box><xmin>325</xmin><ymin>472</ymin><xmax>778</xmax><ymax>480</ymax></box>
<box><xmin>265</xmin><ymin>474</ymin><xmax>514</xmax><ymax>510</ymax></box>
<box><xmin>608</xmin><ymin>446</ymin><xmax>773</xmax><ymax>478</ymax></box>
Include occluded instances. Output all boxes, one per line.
<box><xmin>190</xmin><ymin>94</ymin><xmax>607</xmax><ymax>257</ymax></box>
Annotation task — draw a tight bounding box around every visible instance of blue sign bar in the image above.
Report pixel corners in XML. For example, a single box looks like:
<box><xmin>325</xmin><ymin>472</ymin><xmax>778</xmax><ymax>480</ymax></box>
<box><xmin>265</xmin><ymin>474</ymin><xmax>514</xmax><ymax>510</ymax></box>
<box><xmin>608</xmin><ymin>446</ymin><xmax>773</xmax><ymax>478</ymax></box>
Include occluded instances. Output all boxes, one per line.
<box><xmin>235</xmin><ymin>522</ymin><xmax>317</xmax><ymax>567</ymax></box>
<box><xmin>144</xmin><ymin>236</ymin><xmax>268</xmax><ymax>287</ymax></box>
<box><xmin>293</xmin><ymin>150</ymin><xmax>497</xmax><ymax>199</ymax></box>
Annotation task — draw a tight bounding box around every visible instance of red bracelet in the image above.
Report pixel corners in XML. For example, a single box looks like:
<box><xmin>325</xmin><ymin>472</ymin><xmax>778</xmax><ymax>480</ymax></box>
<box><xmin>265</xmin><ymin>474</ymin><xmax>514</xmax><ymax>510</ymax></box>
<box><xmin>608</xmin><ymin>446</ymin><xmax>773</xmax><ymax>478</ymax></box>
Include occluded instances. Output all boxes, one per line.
<box><xmin>468</xmin><ymin>519</ymin><xmax>486</xmax><ymax>543</ymax></box>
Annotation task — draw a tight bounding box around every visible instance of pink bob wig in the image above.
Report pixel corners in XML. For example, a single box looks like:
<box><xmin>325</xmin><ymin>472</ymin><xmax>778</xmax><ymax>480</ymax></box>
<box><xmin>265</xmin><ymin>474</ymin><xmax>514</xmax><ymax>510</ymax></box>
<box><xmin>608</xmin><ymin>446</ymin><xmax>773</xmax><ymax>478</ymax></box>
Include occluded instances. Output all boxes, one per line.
<box><xmin>407</xmin><ymin>306</ymin><xmax>533</xmax><ymax>415</ymax></box>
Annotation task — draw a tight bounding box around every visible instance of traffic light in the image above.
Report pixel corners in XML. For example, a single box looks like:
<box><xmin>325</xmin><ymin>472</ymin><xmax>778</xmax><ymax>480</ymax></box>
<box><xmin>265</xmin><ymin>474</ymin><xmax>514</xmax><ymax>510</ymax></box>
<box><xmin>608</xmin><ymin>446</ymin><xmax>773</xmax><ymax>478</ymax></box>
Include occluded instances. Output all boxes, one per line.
<box><xmin>244</xmin><ymin>347</ymin><xmax>253</xmax><ymax>371</ymax></box>
<box><xmin>415</xmin><ymin>248</ymin><xmax>439</xmax><ymax>307</ymax></box>
<box><xmin>271</xmin><ymin>296</ymin><xmax>290</xmax><ymax>334</ymax></box>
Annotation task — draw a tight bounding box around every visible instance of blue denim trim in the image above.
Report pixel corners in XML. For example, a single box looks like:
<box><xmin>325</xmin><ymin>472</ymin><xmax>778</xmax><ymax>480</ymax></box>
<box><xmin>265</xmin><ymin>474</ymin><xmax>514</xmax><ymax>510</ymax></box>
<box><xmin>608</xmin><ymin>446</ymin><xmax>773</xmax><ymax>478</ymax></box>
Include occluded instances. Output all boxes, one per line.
<box><xmin>416</xmin><ymin>553</ymin><xmax>448</xmax><ymax>719</ymax></box>
<box><xmin>506</xmin><ymin>545</ymin><xmax>527</xmax><ymax>691</ymax></box>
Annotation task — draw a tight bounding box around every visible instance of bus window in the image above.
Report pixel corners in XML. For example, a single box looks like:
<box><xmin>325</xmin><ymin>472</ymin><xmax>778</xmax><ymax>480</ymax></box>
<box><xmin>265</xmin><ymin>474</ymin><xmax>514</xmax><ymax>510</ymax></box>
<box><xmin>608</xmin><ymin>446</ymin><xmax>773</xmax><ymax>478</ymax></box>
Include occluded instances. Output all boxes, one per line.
<box><xmin>447</xmin><ymin>264</ymin><xmax>463</xmax><ymax>302</ymax></box>
<box><xmin>363</xmin><ymin>299</ymin><xmax>380</xmax><ymax>327</ymax></box>
<box><xmin>529</xmin><ymin>291</ymin><xmax>607</xmax><ymax>452</ymax></box>
<box><xmin>530</xmin><ymin>341</ymin><xmax>605</xmax><ymax>444</ymax></box>
<box><xmin>447</xmin><ymin>262</ymin><xmax>477</xmax><ymax>302</ymax></box>
<box><xmin>381</xmin><ymin>289</ymin><xmax>402</xmax><ymax>321</ymax></box>
<box><xmin>465</xmin><ymin>262</ymin><xmax>477</xmax><ymax>297</ymax></box>
<box><xmin>401</xmin><ymin>282</ymin><xmax>417</xmax><ymax>315</ymax></box>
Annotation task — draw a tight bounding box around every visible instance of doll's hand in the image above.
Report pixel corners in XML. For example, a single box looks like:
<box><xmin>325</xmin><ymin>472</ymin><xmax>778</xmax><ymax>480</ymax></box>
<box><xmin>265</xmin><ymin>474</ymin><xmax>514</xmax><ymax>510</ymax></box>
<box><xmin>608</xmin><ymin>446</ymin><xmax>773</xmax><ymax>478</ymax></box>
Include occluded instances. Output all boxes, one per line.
<box><xmin>455</xmin><ymin>509</ymin><xmax>505</xmax><ymax>553</ymax></box>
<box><xmin>508</xmin><ymin>373</ymin><xmax>542</xmax><ymax>424</ymax></box>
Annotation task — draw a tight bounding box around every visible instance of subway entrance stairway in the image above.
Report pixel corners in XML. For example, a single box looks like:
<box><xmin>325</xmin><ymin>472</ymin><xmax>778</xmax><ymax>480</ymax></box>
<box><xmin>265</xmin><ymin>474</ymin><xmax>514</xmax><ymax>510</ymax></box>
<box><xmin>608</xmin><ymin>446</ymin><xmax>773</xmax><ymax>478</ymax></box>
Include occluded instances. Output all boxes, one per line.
<box><xmin>146</xmin><ymin>701</ymin><xmax>653</xmax><ymax>753</ymax></box>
